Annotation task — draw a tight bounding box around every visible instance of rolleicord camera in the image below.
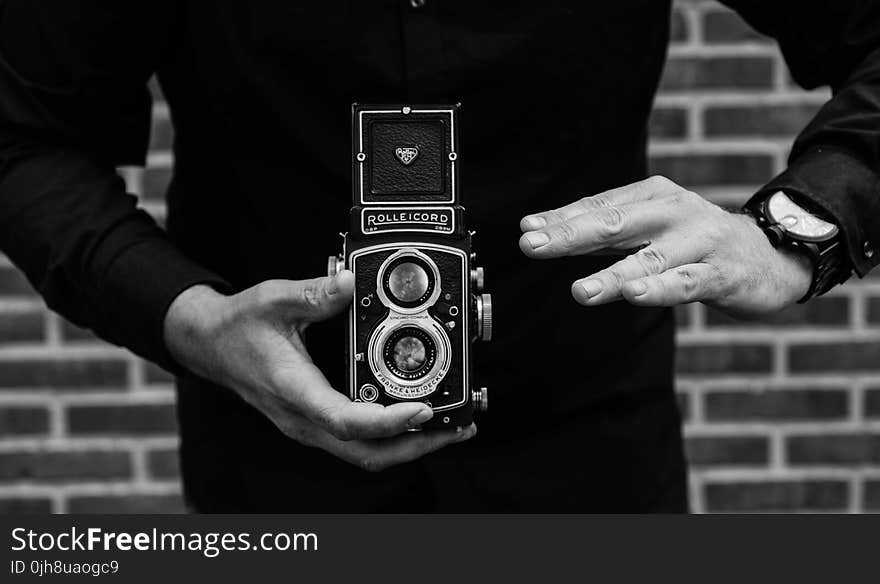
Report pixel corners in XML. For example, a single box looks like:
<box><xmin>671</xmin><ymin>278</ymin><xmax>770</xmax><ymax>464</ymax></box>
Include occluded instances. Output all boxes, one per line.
<box><xmin>327</xmin><ymin>104</ymin><xmax>491</xmax><ymax>429</ymax></box>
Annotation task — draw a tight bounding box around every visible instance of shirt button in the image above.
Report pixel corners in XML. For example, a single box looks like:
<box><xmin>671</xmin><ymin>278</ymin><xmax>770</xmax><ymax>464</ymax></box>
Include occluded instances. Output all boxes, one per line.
<box><xmin>410</xmin><ymin>0</ymin><xmax>426</xmax><ymax>7</ymax></box>
<box><xmin>864</xmin><ymin>241</ymin><xmax>875</xmax><ymax>259</ymax></box>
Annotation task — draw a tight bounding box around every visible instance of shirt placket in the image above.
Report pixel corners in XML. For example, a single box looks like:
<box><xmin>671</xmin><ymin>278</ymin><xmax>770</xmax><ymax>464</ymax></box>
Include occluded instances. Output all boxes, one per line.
<box><xmin>398</xmin><ymin>0</ymin><xmax>449</xmax><ymax>100</ymax></box>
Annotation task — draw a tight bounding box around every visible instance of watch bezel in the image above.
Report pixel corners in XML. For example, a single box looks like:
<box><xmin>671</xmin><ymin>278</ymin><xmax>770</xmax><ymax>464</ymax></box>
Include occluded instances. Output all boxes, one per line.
<box><xmin>762</xmin><ymin>191</ymin><xmax>839</xmax><ymax>244</ymax></box>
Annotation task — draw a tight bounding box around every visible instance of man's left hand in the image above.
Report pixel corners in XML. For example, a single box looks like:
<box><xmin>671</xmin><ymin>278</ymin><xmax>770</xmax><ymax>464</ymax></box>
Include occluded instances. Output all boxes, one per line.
<box><xmin>519</xmin><ymin>176</ymin><xmax>813</xmax><ymax>319</ymax></box>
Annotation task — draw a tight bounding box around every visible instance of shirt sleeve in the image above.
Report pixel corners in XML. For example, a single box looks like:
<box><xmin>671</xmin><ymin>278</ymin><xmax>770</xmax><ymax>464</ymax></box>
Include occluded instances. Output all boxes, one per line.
<box><xmin>721</xmin><ymin>0</ymin><xmax>880</xmax><ymax>277</ymax></box>
<box><xmin>0</xmin><ymin>1</ymin><xmax>230</xmax><ymax>372</ymax></box>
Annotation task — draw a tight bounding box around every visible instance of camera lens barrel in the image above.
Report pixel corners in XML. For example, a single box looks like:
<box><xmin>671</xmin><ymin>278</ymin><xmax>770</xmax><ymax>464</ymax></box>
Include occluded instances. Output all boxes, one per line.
<box><xmin>376</xmin><ymin>249</ymin><xmax>441</xmax><ymax>314</ymax></box>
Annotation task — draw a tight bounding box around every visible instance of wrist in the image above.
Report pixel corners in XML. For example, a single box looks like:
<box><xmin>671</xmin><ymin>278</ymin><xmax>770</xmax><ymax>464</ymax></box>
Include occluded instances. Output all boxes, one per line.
<box><xmin>740</xmin><ymin>213</ymin><xmax>812</xmax><ymax>307</ymax></box>
<box><xmin>163</xmin><ymin>284</ymin><xmax>230</xmax><ymax>379</ymax></box>
<box><xmin>774</xmin><ymin>244</ymin><xmax>813</xmax><ymax>305</ymax></box>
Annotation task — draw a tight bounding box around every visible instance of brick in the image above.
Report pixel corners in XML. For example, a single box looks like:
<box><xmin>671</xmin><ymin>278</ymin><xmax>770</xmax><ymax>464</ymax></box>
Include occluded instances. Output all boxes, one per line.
<box><xmin>705</xmin><ymin>297</ymin><xmax>849</xmax><ymax>328</ymax></box>
<box><xmin>704</xmin><ymin>104</ymin><xmax>821</xmax><ymax>138</ymax></box>
<box><xmin>705</xmin><ymin>388</ymin><xmax>848</xmax><ymax>422</ymax></box>
<box><xmin>704</xmin><ymin>480</ymin><xmax>848</xmax><ymax>512</ymax></box>
<box><xmin>144</xmin><ymin>361</ymin><xmax>175</xmax><ymax>385</ymax></box>
<box><xmin>787</xmin><ymin>434</ymin><xmax>880</xmax><ymax>466</ymax></box>
<box><xmin>0</xmin><ymin>359</ymin><xmax>128</xmax><ymax>389</ymax></box>
<box><xmin>788</xmin><ymin>342</ymin><xmax>880</xmax><ymax>373</ymax></box>
<box><xmin>686</xmin><ymin>435</ymin><xmax>768</xmax><ymax>467</ymax></box>
<box><xmin>0</xmin><ymin>267</ymin><xmax>36</xmax><ymax>296</ymax></box>
<box><xmin>0</xmin><ymin>312</ymin><xmax>44</xmax><ymax>344</ymax></box>
<box><xmin>68</xmin><ymin>494</ymin><xmax>186</xmax><ymax>514</ymax></box>
<box><xmin>0</xmin><ymin>406</ymin><xmax>50</xmax><ymax>437</ymax></box>
<box><xmin>649</xmin><ymin>107</ymin><xmax>688</xmax><ymax>139</ymax></box>
<box><xmin>0</xmin><ymin>498</ymin><xmax>53</xmax><ymax>514</ymax></box>
<box><xmin>677</xmin><ymin>391</ymin><xmax>691</xmax><ymax>422</ymax></box>
<box><xmin>866</xmin><ymin>481</ymin><xmax>880</xmax><ymax>511</ymax></box>
<box><xmin>143</xmin><ymin>166</ymin><xmax>172</xmax><ymax>201</ymax></box>
<box><xmin>659</xmin><ymin>57</ymin><xmax>774</xmax><ymax>91</ymax></box>
<box><xmin>60</xmin><ymin>319</ymin><xmax>99</xmax><ymax>342</ymax></box>
<box><xmin>149</xmin><ymin>116</ymin><xmax>174</xmax><ymax>151</ymax></box>
<box><xmin>669</xmin><ymin>7</ymin><xmax>688</xmax><ymax>43</ymax></box>
<box><xmin>676</xmin><ymin>344</ymin><xmax>772</xmax><ymax>375</ymax></box>
<box><xmin>649</xmin><ymin>154</ymin><xmax>774</xmax><ymax>187</ymax></box>
<box><xmin>67</xmin><ymin>404</ymin><xmax>177</xmax><ymax>436</ymax></box>
<box><xmin>147</xmin><ymin>448</ymin><xmax>180</xmax><ymax>479</ymax></box>
<box><xmin>703</xmin><ymin>11</ymin><xmax>768</xmax><ymax>44</ymax></box>
<box><xmin>0</xmin><ymin>450</ymin><xmax>131</xmax><ymax>483</ymax></box>
<box><xmin>865</xmin><ymin>296</ymin><xmax>880</xmax><ymax>323</ymax></box>
<box><xmin>866</xmin><ymin>388</ymin><xmax>880</xmax><ymax>419</ymax></box>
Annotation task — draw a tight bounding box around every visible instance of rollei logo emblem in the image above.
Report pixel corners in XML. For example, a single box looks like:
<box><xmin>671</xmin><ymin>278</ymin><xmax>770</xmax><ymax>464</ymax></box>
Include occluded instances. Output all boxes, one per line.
<box><xmin>394</xmin><ymin>146</ymin><xmax>419</xmax><ymax>165</ymax></box>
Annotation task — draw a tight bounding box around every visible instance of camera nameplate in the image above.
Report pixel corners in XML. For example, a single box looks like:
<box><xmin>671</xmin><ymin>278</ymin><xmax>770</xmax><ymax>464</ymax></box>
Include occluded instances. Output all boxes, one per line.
<box><xmin>361</xmin><ymin>206</ymin><xmax>455</xmax><ymax>235</ymax></box>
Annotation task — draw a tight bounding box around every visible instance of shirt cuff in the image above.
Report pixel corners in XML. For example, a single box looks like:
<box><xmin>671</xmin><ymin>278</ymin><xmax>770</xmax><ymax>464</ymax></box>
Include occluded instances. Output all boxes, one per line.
<box><xmin>94</xmin><ymin>236</ymin><xmax>232</xmax><ymax>376</ymax></box>
<box><xmin>745</xmin><ymin>146</ymin><xmax>880</xmax><ymax>277</ymax></box>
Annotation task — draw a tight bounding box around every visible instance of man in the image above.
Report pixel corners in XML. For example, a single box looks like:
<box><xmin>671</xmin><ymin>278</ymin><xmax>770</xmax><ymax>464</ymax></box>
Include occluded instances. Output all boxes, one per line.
<box><xmin>0</xmin><ymin>1</ymin><xmax>878</xmax><ymax>512</ymax></box>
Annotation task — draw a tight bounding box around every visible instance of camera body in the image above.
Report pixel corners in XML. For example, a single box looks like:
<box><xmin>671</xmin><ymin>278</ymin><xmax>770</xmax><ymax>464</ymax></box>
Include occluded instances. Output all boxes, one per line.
<box><xmin>328</xmin><ymin>104</ymin><xmax>491</xmax><ymax>429</ymax></box>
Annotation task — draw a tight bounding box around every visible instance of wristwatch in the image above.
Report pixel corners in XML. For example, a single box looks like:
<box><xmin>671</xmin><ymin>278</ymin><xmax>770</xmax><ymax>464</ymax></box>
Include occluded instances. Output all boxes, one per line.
<box><xmin>745</xmin><ymin>190</ymin><xmax>850</xmax><ymax>302</ymax></box>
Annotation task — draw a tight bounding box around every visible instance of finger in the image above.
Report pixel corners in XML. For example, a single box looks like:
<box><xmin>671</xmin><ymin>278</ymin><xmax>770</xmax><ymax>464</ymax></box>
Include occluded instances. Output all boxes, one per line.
<box><xmin>278</xmin><ymin>359</ymin><xmax>434</xmax><ymax>441</ymax></box>
<box><xmin>621</xmin><ymin>263</ymin><xmax>721</xmax><ymax>307</ymax></box>
<box><xmin>571</xmin><ymin>244</ymin><xmax>691</xmax><ymax>305</ymax></box>
<box><xmin>320</xmin><ymin>424</ymin><xmax>478</xmax><ymax>472</ymax></box>
<box><xmin>519</xmin><ymin>197</ymin><xmax>673</xmax><ymax>259</ymax></box>
<box><xmin>520</xmin><ymin>175</ymin><xmax>679</xmax><ymax>232</ymax></box>
<box><xmin>261</xmin><ymin>271</ymin><xmax>355</xmax><ymax>322</ymax></box>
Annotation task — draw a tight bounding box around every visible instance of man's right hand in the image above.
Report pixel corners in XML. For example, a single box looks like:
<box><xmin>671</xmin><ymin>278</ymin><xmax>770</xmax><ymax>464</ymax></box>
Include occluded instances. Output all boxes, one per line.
<box><xmin>163</xmin><ymin>271</ymin><xmax>475</xmax><ymax>472</ymax></box>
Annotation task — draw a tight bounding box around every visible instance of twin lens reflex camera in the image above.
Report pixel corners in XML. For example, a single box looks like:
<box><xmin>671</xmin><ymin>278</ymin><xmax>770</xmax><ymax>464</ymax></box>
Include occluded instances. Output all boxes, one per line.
<box><xmin>327</xmin><ymin>104</ymin><xmax>491</xmax><ymax>430</ymax></box>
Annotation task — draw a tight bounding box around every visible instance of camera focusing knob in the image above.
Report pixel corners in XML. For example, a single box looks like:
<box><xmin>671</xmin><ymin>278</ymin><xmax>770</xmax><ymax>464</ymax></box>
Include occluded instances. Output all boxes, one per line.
<box><xmin>476</xmin><ymin>293</ymin><xmax>493</xmax><ymax>341</ymax></box>
<box><xmin>470</xmin><ymin>266</ymin><xmax>485</xmax><ymax>292</ymax></box>
<box><xmin>327</xmin><ymin>255</ymin><xmax>345</xmax><ymax>277</ymax></box>
<box><xmin>472</xmin><ymin>387</ymin><xmax>488</xmax><ymax>412</ymax></box>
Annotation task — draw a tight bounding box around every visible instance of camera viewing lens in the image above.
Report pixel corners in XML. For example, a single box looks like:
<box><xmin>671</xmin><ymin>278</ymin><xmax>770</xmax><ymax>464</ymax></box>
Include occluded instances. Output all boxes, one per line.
<box><xmin>388</xmin><ymin>262</ymin><xmax>429</xmax><ymax>303</ymax></box>
<box><xmin>380</xmin><ymin>253</ymin><xmax>437</xmax><ymax>309</ymax></box>
<box><xmin>392</xmin><ymin>335</ymin><xmax>426</xmax><ymax>372</ymax></box>
<box><xmin>382</xmin><ymin>326</ymin><xmax>437</xmax><ymax>381</ymax></box>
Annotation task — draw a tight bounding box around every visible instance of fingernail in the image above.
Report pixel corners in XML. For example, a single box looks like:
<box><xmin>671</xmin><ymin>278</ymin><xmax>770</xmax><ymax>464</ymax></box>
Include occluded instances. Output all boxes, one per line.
<box><xmin>523</xmin><ymin>216</ymin><xmax>546</xmax><ymax>230</ymax></box>
<box><xmin>524</xmin><ymin>232</ymin><xmax>550</xmax><ymax>249</ymax></box>
<box><xmin>326</xmin><ymin>274</ymin><xmax>340</xmax><ymax>295</ymax></box>
<box><xmin>630</xmin><ymin>280</ymin><xmax>648</xmax><ymax>296</ymax></box>
<box><xmin>407</xmin><ymin>408</ymin><xmax>433</xmax><ymax>428</ymax></box>
<box><xmin>456</xmin><ymin>424</ymin><xmax>476</xmax><ymax>441</ymax></box>
<box><xmin>580</xmin><ymin>279</ymin><xmax>603</xmax><ymax>299</ymax></box>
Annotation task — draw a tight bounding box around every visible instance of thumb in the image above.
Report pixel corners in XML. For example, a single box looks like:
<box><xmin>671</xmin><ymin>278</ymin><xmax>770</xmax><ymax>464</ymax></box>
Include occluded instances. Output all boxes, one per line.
<box><xmin>291</xmin><ymin>270</ymin><xmax>355</xmax><ymax>322</ymax></box>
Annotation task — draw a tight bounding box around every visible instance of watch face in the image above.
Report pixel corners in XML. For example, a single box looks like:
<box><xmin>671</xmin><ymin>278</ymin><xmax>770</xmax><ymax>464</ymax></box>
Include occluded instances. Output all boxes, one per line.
<box><xmin>766</xmin><ymin>191</ymin><xmax>838</xmax><ymax>242</ymax></box>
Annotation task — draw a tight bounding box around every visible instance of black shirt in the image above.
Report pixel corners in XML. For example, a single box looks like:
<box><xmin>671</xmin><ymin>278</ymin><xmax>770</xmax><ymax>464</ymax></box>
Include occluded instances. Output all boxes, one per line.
<box><xmin>1</xmin><ymin>1</ymin><xmax>879</xmax><ymax>512</ymax></box>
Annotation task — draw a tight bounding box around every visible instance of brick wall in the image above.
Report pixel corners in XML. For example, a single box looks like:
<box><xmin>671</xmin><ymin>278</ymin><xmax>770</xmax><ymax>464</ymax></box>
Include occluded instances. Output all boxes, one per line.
<box><xmin>0</xmin><ymin>0</ymin><xmax>878</xmax><ymax>513</ymax></box>
<box><xmin>660</xmin><ymin>0</ymin><xmax>880</xmax><ymax>513</ymax></box>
